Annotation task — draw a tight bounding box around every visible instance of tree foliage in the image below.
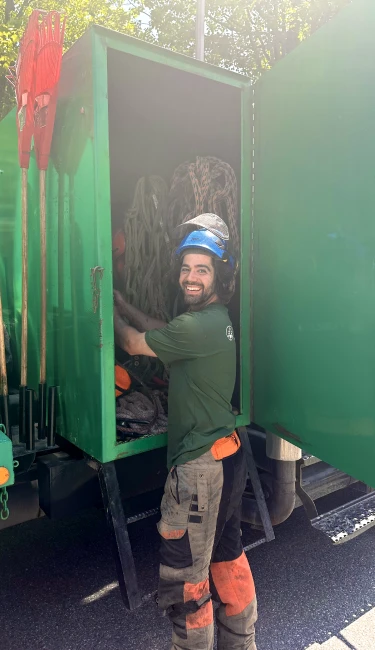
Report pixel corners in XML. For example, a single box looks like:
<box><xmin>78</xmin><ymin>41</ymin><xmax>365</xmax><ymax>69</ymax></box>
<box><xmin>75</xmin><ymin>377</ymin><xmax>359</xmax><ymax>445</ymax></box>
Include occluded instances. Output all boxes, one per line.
<box><xmin>0</xmin><ymin>0</ymin><xmax>141</xmax><ymax>119</ymax></box>
<box><xmin>142</xmin><ymin>0</ymin><xmax>352</xmax><ymax>75</ymax></box>
<box><xmin>0</xmin><ymin>0</ymin><xmax>352</xmax><ymax>119</ymax></box>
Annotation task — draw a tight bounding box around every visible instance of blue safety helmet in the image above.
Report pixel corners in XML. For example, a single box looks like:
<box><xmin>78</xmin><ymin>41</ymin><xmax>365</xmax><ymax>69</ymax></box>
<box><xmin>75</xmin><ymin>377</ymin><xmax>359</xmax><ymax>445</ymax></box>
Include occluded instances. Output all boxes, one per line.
<box><xmin>176</xmin><ymin>228</ymin><xmax>235</xmax><ymax>269</ymax></box>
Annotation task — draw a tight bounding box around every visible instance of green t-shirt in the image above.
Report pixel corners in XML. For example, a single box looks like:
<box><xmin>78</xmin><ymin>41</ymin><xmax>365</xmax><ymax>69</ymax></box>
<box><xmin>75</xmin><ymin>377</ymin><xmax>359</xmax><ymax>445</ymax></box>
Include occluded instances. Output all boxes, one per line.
<box><xmin>145</xmin><ymin>303</ymin><xmax>236</xmax><ymax>469</ymax></box>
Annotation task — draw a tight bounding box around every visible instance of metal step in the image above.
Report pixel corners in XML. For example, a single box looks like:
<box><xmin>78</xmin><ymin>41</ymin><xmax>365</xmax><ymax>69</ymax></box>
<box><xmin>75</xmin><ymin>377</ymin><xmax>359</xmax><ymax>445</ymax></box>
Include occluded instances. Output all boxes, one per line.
<box><xmin>125</xmin><ymin>507</ymin><xmax>159</xmax><ymax>525</ymax></box>
<box><xmin>311</xmin><ymin>491</ymin><xmax>375</xmax><ymax>544</ymax></box>
<box><xmin>296</xmin><ymin>463</ymin><xmax>357</xmax><ymax>507</ymax></box>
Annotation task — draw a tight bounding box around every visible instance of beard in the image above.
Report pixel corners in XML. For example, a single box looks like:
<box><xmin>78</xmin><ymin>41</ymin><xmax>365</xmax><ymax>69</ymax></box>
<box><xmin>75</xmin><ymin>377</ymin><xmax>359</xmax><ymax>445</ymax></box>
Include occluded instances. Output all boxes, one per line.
<box><xmin>180</xmin><ymin>280</ymin><xmax>216</xmax><ymax>308</ymax></box>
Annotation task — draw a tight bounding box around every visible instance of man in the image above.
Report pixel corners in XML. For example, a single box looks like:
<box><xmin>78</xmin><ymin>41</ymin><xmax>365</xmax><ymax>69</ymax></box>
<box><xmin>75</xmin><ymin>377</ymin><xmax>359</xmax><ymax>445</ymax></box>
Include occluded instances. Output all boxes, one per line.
<box><xmin>114</xmin><ymin>214</ymin><xmax>257</xmax><ymax>650</ymax></box>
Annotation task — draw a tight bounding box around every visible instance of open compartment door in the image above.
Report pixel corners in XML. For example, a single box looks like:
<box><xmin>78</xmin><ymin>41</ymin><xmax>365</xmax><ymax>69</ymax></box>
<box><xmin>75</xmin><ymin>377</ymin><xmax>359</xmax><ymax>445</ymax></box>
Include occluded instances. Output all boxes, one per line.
<box><xmin>47</xmin><ymin>31</ymin><xmax>116</xmax><ymax>462</ymax></box>
<box><xmin>253</xmin><ymin>0</ymin><xmax>375</xmax><ymax>487</ymax></box>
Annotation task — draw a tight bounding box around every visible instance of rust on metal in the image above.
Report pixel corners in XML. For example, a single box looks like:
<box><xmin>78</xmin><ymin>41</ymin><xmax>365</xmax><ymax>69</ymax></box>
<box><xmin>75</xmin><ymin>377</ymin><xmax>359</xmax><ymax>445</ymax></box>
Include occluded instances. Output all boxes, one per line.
<box><xmin>90</xmin><ymin>266</ymin><xmax>104</xmax><ymax>314</ymax></box>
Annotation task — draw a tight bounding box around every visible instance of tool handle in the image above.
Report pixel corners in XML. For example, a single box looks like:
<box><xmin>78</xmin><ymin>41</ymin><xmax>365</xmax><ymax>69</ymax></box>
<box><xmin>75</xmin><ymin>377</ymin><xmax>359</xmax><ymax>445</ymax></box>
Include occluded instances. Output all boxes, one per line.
<box><xmin>21</xmin><ymin>168</ymin><xmax>28</xmax><ymax>387</ymax></box>
<box><xmin>47</xmin><ymin>386</ymin><xmax>57</xmax><ymax>447</ymax></box>
<box><xmin>25</xmin><ymin>388</ymin><xmax>35</xmax><ymax>451</ymax></box>
<box><xmin>39</xmin><ymin>170</ymin><xmax>47</xmax><ymax>384</ymax></box>
<box><xmin>38</xmin><ymin>382</ymin><xmax>47</xmax><ymax>439</ymax></box>
<box><xmin>19</xmin><ymin>385</ymin><xmax>27</xmax><ymax>443</ymax></box>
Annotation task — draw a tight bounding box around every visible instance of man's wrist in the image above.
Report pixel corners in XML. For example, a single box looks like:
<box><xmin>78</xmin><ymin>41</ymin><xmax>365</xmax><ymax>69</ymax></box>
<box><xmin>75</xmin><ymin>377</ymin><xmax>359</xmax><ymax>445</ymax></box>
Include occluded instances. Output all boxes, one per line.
<box><xmin>114</xmin><ymin>309</ymin><xmax>130</xmax><ymax>350</ymax></box>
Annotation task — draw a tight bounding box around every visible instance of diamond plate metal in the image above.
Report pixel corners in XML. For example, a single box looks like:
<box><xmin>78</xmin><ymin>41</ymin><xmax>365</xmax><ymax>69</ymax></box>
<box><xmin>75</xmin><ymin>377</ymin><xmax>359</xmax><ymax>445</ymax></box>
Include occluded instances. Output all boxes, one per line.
<box><xmin>312</xmin><ymin>492</ymin><xmax>375</xmax><ymax>544</ymax></box>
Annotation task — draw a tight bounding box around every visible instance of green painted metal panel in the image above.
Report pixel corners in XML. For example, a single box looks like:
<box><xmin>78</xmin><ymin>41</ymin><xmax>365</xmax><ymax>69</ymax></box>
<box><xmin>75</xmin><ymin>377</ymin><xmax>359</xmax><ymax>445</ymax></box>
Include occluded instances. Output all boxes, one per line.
<box><xmin>1</xmin><ymin>34</ymin><xmax>114</xmax><ymax>461</ymax></box>
<box><xmin>253</xmin><ymin>0</ymin><xmax>375</xmax><ymax>487</ymax></box>
<box><xmin>0</xmin><ymin>27</ymin><xmax>252</xmax><ymax>463</ymax></box>
<box><xmin>0</xmin><ymin>111</ymin><xmax>18</xmax><ymax>351</ymax></box>
<box><xmin>44</xmin><ymin>31</ymin><xmax>114</xmax><ymax>461</ymax></box>
<box><xmin>239</xmin><ymin>85</ymin><xmax>253</xmax><ymax>423</ymax></box>
<box><xmin>0</xmin><ymin>110</ymin><xmax>40</xmax><ymax>389</ymax></box>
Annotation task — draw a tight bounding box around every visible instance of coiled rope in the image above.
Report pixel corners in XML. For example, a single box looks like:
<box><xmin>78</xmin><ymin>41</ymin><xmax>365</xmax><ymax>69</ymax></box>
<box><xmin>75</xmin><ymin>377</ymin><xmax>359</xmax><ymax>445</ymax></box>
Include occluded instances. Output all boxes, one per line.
<box><xmin>123</xmin><ymin>175</ymin><xmax>170</xmax><ymax>320</ymax></box>
<box><xmin>121</xmin><ymin>157</ymin><xmax>240</xmax><ymax>320</ymax></box>
<box><xmin>168</xmin><ymin>156</ymin><xmax>240</xmax><ymax>259</ymax></box>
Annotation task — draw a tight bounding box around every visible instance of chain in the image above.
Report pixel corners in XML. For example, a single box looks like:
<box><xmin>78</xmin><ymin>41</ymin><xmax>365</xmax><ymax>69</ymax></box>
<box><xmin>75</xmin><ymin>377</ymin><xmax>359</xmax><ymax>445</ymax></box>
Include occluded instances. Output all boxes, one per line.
<box><xmin>0</xmin><ymin>487</ymin><xmax>9</xmax><ymax>521</ymax></box>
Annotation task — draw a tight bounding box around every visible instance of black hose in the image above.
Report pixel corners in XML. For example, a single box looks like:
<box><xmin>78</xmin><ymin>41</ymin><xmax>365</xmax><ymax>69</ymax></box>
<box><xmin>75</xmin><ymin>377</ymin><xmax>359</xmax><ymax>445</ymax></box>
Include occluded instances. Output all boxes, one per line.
<box><xmin>242</xmin><ymin>458</ymin><xmax>296</xmax><ymax>527</ymax></box>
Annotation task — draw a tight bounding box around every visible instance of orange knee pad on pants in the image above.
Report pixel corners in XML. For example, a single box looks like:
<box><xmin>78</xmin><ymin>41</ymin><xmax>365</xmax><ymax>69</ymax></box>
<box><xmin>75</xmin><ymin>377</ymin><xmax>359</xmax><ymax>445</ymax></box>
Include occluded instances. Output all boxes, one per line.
<box><xmin>210</xmin><ymin>551</ymin><xmax>256</xmax><ymax>616</ymax></box>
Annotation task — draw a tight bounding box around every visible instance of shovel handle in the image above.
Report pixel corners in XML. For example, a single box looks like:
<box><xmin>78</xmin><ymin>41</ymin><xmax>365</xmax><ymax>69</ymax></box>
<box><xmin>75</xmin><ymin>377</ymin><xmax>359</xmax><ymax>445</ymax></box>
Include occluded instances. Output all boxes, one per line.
<box><xmin>39</xmin><ymin>170</ymin><xmax>47</xmax><ymax>385</ymax></box>
<box><xmin>21</xmin><ymin>167</ymin><xmax>28</xmax><ymax>387</ymax></box>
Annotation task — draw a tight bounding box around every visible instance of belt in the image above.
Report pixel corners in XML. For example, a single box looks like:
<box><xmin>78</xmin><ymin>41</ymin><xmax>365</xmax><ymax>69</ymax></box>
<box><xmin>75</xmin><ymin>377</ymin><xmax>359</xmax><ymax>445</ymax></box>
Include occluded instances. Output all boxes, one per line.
<box><xmin>211</xmin><ymin>431</ymin><xmax>241</xmax><ymax>461</ymax></box>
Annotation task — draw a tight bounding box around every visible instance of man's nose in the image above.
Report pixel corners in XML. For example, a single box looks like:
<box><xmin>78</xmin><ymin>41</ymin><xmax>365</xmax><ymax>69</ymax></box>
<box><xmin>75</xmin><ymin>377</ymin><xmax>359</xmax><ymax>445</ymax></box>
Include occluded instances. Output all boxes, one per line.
<box><xmin>186</xmin><ymin>270</ymin><xmax>199</xmax><ymax>283</ymax></box>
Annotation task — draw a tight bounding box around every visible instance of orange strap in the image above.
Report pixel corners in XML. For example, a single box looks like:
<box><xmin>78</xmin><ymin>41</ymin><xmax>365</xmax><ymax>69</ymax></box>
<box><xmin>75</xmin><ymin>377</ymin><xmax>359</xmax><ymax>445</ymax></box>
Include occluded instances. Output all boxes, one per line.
<box><xmin>211</xmin><ymin>431</ymin><xmax>241</xmax><ymax>461</ymax></box>
<box><xmin>184</xmin><ymin>579</ymin><xmax>213</xmax><ymax>630</ymax></box>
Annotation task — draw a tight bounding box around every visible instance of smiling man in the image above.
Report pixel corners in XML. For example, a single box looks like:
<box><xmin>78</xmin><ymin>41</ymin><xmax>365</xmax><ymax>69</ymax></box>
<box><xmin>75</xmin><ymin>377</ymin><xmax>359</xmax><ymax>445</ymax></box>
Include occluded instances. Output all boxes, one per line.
<box><xmin>114</xmin><ymin>214</ymin><xmax>257</xmax><ymax>650</ymax></box>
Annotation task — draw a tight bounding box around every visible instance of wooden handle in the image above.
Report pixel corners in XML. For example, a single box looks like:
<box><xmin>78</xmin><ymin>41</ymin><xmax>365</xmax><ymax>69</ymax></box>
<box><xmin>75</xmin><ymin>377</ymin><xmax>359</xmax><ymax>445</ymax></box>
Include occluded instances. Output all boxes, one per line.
<box><xmin>21</xmin><ymin>167</ymin><xmax>28</xmax><ymax>387</ymax></box>
<box><xmin>40</xmin><ymin>169</ymin><xmax>47</xmax><ymax>384</ymax></box>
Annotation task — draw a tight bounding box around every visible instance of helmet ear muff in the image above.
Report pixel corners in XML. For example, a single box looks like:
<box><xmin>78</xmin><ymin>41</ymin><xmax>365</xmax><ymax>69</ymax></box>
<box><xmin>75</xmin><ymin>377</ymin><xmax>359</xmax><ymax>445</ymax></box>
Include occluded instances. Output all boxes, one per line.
<box><xmin>221</xmin><ymin>251</ymin><xmax>238</xmax><ymax>274</ymax></box>
<box><xmin>213</xmin><ymin>258</ymin><xmax>237</xmax><ymax>304</ymax></box>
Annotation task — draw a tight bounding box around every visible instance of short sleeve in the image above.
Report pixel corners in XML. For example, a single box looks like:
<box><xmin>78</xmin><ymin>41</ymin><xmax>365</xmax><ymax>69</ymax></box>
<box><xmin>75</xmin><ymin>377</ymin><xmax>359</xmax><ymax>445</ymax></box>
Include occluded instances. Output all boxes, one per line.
<box><xmin>145</xmin><ymin>312</ymin><xmax>207</xmax><ymax>364</ymax></box>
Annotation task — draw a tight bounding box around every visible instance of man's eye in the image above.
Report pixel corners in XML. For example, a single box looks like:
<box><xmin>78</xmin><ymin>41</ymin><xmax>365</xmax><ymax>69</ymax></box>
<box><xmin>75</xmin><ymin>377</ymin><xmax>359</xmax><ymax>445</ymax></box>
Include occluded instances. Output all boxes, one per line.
<box><xmin>198</xmin><ymin>269</ymin><xmax>207</xmax><ymax>274</ymax></box>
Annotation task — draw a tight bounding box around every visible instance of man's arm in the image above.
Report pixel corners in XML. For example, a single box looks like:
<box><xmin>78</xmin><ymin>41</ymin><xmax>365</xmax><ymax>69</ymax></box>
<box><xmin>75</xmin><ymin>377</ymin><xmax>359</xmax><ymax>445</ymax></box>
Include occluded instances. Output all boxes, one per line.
<box><xmin>113</xmin><ymin>290</ymin><xmax>167</xmax><ymax>332</ymax></box>
<box><xmin>114</xmin><ymin>308</ymin><xmax>157</xmax><ymax>357</ymax></box>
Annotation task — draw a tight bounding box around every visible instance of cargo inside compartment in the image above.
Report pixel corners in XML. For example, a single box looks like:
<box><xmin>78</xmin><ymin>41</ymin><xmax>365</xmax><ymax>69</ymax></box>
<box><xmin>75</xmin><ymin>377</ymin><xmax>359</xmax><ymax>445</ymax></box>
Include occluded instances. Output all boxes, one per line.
<box><xmin>107</xmin><ymin>48</ymin><xmax>243</xmax><ymax>447</ymax></box>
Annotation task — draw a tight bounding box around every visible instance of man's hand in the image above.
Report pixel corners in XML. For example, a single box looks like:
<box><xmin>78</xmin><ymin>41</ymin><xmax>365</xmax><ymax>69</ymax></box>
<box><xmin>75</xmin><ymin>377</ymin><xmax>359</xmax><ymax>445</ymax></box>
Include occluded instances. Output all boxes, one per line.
<box><xmin>114</xmin><ymin>307</ymin><xmax>157</xmax><ymax>357</ymax></box>
<box><xmin>113</xmin><ymin>290</ymin><xmax>167</xmax><ymax>332</ymax></box>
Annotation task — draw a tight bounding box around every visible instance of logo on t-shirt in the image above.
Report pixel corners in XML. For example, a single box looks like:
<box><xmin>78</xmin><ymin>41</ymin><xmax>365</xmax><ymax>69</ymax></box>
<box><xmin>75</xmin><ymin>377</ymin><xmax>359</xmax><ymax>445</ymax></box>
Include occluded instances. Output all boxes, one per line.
<box><xmin>226</xmin><ymin>326</ymin><xmax>234</xmax><ymax>341</ymax></box>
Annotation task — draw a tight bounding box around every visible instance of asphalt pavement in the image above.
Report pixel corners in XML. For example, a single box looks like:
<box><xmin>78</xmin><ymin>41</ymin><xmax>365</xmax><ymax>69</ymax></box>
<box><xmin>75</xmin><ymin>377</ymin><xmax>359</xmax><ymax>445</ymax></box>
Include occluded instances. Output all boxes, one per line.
<box><xmin>1</xmin><ymin>487</ymin><xmax>374</xmax><ymax>650</ymax></box>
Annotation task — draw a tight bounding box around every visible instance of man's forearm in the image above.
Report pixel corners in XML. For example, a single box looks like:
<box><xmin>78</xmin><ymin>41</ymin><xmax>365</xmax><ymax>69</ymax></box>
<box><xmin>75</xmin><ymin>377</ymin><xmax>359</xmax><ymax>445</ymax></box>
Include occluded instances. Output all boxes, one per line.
<box><xmin>114</xmin><ymin>309</ymin><xmax>157</xmax><ymax>357</ymax></box>
<box><xmin>114</xmin><ymin>291</ymin><xmax>166</xmax><ymax>331</ymax></box>
<box><xmin>123</xmin><ymin>303</ymin><xmax>166</xmax><ymax>332</ymax></box>
<box><xmin>121</xmin><ymin>324</ymin><xmax>138</xmax><ymax>354</ymax></box>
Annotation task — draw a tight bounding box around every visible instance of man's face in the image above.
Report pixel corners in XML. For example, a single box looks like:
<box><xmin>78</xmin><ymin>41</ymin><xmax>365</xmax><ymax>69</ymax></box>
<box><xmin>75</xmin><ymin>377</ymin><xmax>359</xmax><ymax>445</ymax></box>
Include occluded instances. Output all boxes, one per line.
<box><xmin>179</xmin><ymin>252</ymin><xmax>216</xmax><ymax>307</ymax></box>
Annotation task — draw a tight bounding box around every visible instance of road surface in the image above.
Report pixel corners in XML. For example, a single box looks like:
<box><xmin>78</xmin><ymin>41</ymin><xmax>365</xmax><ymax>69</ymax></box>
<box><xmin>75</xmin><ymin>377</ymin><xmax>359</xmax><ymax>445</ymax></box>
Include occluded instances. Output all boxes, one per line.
<box><xmin>1</xmin><ymin>487</ymin><xmax>374</xmax><ymax>650</ymax></box>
